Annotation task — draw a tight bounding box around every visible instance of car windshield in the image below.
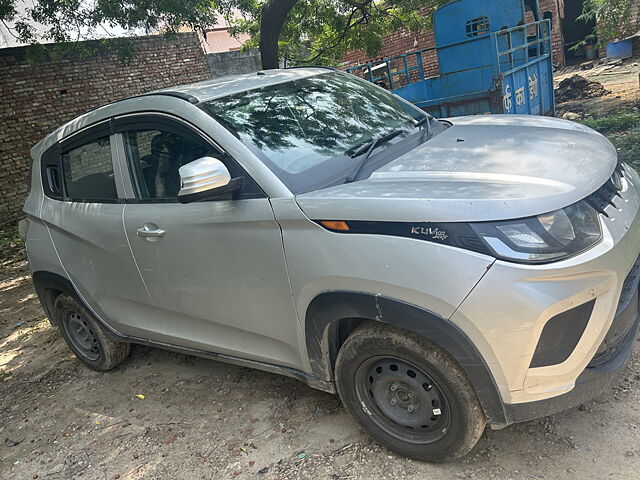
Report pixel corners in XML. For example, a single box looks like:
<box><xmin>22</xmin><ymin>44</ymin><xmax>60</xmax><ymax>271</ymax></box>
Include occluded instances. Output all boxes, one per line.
<box><xmin>200</xmin><ymin>72</ymin><xmax>427</xmax><ymax>194</ymax></box>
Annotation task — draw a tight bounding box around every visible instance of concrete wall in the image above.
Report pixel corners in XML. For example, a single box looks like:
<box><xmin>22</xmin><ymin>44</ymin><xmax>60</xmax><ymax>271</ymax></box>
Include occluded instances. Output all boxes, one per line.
<box><xmin>205</xmin><ymin>49</ymin><xmax>261</xmax><ymax>77</ymax></box>
<box><xmin>0</xmin><ymin>33</ymin><xmax>211</xmax><ymax>226</ymax></box>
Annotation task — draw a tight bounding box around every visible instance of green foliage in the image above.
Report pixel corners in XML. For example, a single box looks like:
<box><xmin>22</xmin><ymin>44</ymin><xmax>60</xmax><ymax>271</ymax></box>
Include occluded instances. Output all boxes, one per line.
<box><xmin>612</xmin><ymin>132</ymin><xmax>640</xmax><ymax>171</ymax></box>
<box><xmin>578</xmin><ymin>108</ymin><xmax>640</xmax><ymax>172</ymax></box>
<box><xmin>578</xmin><ymin>0</ymin><xmax>639</xmax><ymax>47</ymax></box>
<box><xmin>230</xmin><ymin>0</ymin><xmax>445</xmax><ymax>66</ymax></box>
<box><xmin>3</xmin><ymin>0</ymin><xmax>225</xmax><ymax>42</ymax></box>
<box><xmin>1</xmin><ymin>0</ymin><xmax>223</xmax><ymax>64</ymax></box>
<box><xmin>582</xmin><ymin>112</ymin><xmax>640</xmax><ymax>133</ymax></box>
<box><xmin>0</xmin><ymin>225</ymin><xmax>26</xmax><ymax>267</ymax></box>
<box><xmin>1</xmin><ymin>0</ymin><xmax>446</xmax><ymax>67</ymax></box>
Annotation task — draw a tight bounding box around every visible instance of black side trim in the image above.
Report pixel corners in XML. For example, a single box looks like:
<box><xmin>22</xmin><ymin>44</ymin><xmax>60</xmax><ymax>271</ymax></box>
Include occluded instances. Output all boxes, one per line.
<box><xmin>30</xmin><ymin>271</ymin><xmax>334</xmax><ymax>393</ymax></box>
<box><xmin>316</xmin><ymin>221</ymin><xmax>492</xmax><ymax>256</ymax></box>
<box><xmin>529</xmin><ymin>299</ymin><xmax>595</xmax><ymax>368</ymax></box>
<box><xmin>305</xmin><ymin>292</ymin><xmax>507</xmax><ymax>426</ymax></box>
<box><xmin>41</xmin><ymin>145</ymin><xmax>63</xmax><ymax>200</ymax></box>
<box><xmin>118</xmin><ymin>336</ymin><xmax>334</xmax><ymax>393</ymax></box>
<box><xmin>32</xmin><ymin>271</ymin><xmax>77</xmax><ymax>325</ymax></box>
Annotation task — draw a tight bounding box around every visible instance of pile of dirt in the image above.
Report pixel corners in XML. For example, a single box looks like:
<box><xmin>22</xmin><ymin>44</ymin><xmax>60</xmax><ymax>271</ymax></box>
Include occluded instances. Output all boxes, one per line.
<box><xmin>555</xmin><ymin>74</ymin><xmax>610</xmax><ymax>103</ymax></box>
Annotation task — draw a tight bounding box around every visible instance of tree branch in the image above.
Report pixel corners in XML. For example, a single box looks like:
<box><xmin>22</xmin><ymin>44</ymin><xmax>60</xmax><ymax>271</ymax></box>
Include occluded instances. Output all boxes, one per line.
<box><xmin>259</xmin><ymin>0</ymin><xmax>298</xmax><ymax>69</ymax></box>
<box><xmin>303</xmin><ymin>8</ymin><xmax>367</xmax><ymax>63</ymax></box>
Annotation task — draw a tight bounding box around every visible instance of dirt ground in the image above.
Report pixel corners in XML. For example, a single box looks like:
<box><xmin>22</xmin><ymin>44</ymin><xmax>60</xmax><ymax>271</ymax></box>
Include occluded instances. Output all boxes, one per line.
<box><xmin>3</xmin><ymin>60</ymin><xmax>640</xmax><ymax>480</ymax></box>
<box><xmin>4</xmin><ymin>264</ymin><xmax>640</xmax><ymax>480</ymax></box>
<box><xmin>554</xmin><ymin>56</ymin><xmax>640</xmax><ymax>117</ymax></box>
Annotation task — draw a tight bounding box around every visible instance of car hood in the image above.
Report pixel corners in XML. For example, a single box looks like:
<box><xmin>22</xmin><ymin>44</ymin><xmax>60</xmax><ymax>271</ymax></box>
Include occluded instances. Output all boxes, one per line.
<box><xmin>295</xmin><ymin>115</ymin><xmax>618</xmax><ymax>223</ymax></box>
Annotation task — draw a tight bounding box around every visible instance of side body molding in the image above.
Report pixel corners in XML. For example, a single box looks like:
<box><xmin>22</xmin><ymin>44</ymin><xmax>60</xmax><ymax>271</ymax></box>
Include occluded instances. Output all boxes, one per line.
<box><xmin>305</xmin><ymin>292</ymin><xmax>508</xmax><ymax>427</ymax></box>
<box><xmin>31</xmin><ymin>270</ymin><xmax>335</xmax><ymax>392</ymax></box>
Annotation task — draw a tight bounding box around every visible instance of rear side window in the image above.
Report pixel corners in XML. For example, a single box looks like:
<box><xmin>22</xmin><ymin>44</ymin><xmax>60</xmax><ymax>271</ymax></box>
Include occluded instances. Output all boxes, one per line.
<box><xmin>123</xmin><ymin>129</ymin><xmax>217</xmax><ymax>199</ymax></box>
<box><xmin>61</xmin><ymin>136</ymin><xmax>117</xmax><ymax>200</ymax></box>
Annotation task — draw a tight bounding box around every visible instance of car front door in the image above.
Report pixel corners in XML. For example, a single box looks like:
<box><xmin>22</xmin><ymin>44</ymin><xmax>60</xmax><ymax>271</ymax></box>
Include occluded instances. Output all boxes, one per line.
<box><xmin>116</xmin><ymin>114</ymin><xmax>303</xmax><ymax>369</ymax></box>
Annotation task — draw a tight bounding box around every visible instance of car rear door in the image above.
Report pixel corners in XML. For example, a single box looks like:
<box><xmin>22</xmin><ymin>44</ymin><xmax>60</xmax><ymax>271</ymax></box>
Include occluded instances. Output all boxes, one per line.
<box><xmin>115</xmin><ymin>114</ymin><xmax>303</xmax><ymax>370</ymax></box>
<box><xmin>37</xmin><ymin>122</ymin><xmax>164</xmax><ymax>340</ymax></box>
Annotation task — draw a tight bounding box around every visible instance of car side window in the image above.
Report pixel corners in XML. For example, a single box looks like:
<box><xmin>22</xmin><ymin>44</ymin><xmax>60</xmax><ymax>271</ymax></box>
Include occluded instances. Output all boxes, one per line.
<box><xmin>123</xmin><ymin>129</ymin><xmax>218</xmax><ymax>199</ymax></box>
<box><xmin>61</xmin><ymin>136</ymin><xmax>118</xmax><ymax>201</ymax></box>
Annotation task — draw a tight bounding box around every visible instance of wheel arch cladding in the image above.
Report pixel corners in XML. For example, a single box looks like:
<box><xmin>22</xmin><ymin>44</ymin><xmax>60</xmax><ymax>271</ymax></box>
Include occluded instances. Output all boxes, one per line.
<box><xmin>32</xmin><ymin>271</ymin><xmax>77</xmax><ymax>326</ymax></box>
<box><xmin>305</xmin><ymin>292</ymin><xmax>508</xmax><ymax>426</ymax></box>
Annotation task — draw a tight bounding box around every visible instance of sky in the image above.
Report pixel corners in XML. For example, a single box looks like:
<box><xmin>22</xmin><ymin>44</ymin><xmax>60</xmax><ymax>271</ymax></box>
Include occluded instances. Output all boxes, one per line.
<box><xmin>0</xmin><ymin>0</ymin><xmax>143</xmax><ymax>48</ymax></box>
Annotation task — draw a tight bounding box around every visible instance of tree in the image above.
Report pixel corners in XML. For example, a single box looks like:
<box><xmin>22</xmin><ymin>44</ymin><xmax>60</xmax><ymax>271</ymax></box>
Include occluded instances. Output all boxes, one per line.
<box><xmin>0</xmin><ymin>0</ymin><xmax>446</xmax><ymax>68</ymax></box>
<box><xmin>577</xmin><ymin>0</ymin><xmax>640</xmax><ymax>48</ymax></box>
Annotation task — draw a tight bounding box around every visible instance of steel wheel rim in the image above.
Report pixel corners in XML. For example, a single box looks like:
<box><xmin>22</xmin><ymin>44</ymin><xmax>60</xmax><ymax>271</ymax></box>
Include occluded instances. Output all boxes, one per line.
<box><xmin>64</xmin><ymin>310</ymin><xmax>100</xmax><ymax>361</ymax></box>
<box><xmin>355</xmin><ymin>356</ymin><xmax>451</xmax><ymax>444</ymax></box>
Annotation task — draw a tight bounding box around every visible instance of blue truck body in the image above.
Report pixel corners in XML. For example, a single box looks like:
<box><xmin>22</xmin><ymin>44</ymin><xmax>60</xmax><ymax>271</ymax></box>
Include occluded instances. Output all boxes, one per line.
<box><xmin>346</xmin><ymin>0</ymin><xmax>555</xmax><ymax>117</ymax></box>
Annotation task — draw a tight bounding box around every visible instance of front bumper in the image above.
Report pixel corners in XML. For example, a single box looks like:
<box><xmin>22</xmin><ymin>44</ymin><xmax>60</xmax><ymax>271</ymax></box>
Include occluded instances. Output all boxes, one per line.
<box><xmin>505</xmin><ymin>281</ymin><xmax>640</xmax><ymax>424</ymax></box>
<box><xmin>451</xmin><ymin>164</ymin><xmax>640</xmax><ymax>421</ymax></box>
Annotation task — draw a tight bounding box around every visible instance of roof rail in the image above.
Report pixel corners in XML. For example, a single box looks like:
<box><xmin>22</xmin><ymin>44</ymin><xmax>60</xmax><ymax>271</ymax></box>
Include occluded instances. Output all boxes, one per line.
<box><xmin>284</xmin><ymin>65</ymin><xmax>337</xmax><ymax>72</ymax></box>
<box><xmin>139</xmin><ymin>91</ymin><xmax>199</xmax><ymax>104</ymax></box>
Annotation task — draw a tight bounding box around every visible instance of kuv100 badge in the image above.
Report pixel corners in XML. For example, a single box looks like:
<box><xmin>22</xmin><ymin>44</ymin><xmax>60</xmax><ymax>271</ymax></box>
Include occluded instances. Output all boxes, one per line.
<box><xmin>410</xmin><ymin>226</ymin><xmax>448</xmax><ymax>241</ymax></box>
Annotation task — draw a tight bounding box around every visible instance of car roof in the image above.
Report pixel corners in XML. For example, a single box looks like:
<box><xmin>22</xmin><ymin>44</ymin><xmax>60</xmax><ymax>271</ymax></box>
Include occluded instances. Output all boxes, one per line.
<box><xmin>153</xmin><ymin>67</ymin><xmax>333</xmax><ymax>103</ymax></box>
<box><xmin>31</xmin><ymin>67</ymin><xmax>334</xmax><ymax>157</ymax></box>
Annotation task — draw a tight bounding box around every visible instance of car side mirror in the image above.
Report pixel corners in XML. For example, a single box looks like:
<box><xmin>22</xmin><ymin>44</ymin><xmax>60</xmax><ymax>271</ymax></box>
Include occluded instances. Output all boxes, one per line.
<box><xmin>177</xmin><ymin>156</ymin><xmax>242</xmax><ymax>204</ymax></box>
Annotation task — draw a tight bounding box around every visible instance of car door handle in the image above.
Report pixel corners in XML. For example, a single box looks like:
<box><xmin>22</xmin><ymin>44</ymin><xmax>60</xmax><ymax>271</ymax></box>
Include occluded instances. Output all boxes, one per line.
<box><xmin>137</xmin><ymin>225</ymin><xmax>165</xmax><ymax>238</ymax></box>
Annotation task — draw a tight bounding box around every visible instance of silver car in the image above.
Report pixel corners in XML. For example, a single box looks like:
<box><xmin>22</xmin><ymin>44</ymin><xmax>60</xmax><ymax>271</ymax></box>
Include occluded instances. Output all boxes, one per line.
<box><xmin>21</xmin><ymin>68</ymin><xmax>640</xmax><ymax>462</ymax></box>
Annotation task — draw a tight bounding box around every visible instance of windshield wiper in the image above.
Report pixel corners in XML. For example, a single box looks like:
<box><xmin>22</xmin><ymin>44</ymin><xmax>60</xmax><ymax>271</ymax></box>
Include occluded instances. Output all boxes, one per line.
<box><xmin>413</xmin><ymin>114</ymin><xmax>432</xmax><ymax>134</ymax></box>
<box><xmin>344</xmin><ymin>128</ymin><xmax>405</xmax><ymax>183</ymax></box>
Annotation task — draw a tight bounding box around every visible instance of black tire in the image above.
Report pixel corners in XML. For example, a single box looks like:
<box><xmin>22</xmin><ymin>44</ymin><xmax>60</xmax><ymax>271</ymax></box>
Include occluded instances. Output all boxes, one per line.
<box><xmin>335</xmin><ymin>322</ymin><xmax>486</xmax><ymax>462</ymax></box>
<box><xmin>54</xmin><ymin>294</ymin><xmax>130</xmax><ymax>371</ymax></box>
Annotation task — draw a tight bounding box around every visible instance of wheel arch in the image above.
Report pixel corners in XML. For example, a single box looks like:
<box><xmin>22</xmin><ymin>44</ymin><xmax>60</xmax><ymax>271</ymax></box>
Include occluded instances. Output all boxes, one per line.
<box><xmin>304</xmin><ymin>291</ymin><xmax>508</xmax><ymax>426</ymax></box>
<box><xmin>32</xmin><ymin>271</ymin><xmax>76</xmax><ymax>326</ymax></box>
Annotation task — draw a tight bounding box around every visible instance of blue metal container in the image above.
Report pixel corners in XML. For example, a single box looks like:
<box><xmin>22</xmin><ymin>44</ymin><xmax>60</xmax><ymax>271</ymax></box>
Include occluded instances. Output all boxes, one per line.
<box><xmin>606</xmin><ymin>39</ymin><xmax>633</xmax><ymax>60</ymax></box>
<box><xmin>346</xmin><ymin>0</ymin><xmax>555</xmax><ymax>117</ymax></box>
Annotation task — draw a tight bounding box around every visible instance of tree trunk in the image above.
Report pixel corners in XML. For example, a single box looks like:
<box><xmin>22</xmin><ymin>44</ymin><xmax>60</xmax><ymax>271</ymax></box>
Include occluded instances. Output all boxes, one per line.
<box><xmin>259</xmin><ymin>0</ymin><xmax>298</xmax><ymax>69</ymax></box>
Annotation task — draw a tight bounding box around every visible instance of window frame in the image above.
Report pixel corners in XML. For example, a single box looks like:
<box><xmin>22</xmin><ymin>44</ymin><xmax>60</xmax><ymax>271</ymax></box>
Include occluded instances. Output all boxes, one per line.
<box><xmin>111</xmin><ymin>113</ymin><xmax>266</xmax><ymax>204</ymax></box>
<box><xmin>41</xmin><ymin>120</ymin><xmax>126</xmax><ymax>204</ymax></box>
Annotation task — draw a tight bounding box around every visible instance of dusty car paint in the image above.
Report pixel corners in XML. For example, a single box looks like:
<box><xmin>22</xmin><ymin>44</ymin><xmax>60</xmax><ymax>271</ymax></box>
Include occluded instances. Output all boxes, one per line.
<box><xmin>296</xmin><ymin>115</ymin><xmax>617</xmax><ymax>223</ymax></box>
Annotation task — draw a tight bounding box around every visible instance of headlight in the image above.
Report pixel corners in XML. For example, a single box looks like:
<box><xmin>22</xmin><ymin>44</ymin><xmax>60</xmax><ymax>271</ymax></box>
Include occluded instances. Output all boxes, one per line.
<box><xmin>470</xmin><ymin>200</ymin><xmax>603</xmax><ymax>263</ymax></box>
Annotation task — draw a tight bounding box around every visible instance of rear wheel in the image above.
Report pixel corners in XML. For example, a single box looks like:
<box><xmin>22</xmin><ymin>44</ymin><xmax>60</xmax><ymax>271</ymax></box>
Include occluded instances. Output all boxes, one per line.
<box><xmin>54</xmin><ymin>294</ymin><xmax>130</xmax><ymax>371</ymax></box>
<box><xmin>335</xmin><ymin>323</ymin><xmax>486</xmax><ymax>462</ymax></box>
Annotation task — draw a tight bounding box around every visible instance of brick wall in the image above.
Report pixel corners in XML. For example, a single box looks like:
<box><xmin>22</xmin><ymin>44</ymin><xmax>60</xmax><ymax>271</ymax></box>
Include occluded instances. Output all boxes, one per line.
<box><xmin>0</xmin><ymin>33</ymin><xmax>211</xmax><ymax>226</ymax></box>
<box><xmin>342</xmin><ymin>1</ymin><xmax>566</xmax><ymax>76</ymax></box>
<box><xmin>342</xmin><ymin>28</ymin><xmax>441</xmax><ymax>82</ymax></box>
<box><xmin>539</xmin><ymin>0</ymin><xmax>566</xmax><ymax>66</ymax></box>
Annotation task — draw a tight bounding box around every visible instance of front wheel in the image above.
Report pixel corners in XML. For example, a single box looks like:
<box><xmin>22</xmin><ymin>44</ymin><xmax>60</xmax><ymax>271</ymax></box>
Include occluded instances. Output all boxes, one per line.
<box><xmin>335</xmin><ymin>323</ymin><xmax>486</xmax><ymax>462</ymax></box>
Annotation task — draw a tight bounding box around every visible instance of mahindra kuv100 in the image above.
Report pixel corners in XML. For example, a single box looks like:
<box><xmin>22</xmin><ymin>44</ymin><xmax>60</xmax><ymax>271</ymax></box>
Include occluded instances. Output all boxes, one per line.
<box><xmin>20</xmin><ymin>68</ymin><xmax>640</xmax><ymax>462</ymax></box>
